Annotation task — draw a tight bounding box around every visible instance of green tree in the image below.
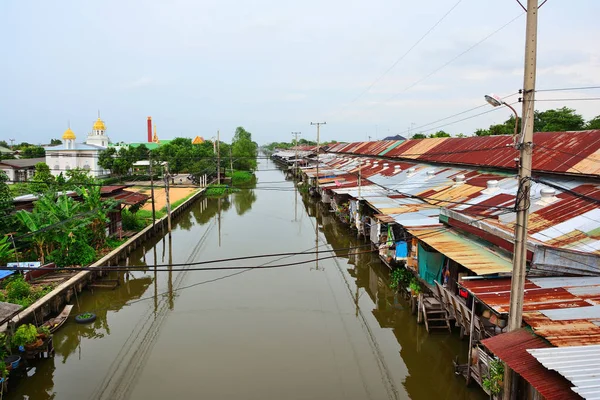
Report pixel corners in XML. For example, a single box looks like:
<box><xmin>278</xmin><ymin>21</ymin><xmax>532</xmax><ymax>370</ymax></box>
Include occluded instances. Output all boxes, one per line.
<box><xmin>65</xmin><ymin>168</ymin><xmax>94</xmax><ymax>190</ymax></box>
<box><xmin>30</xmin><ymin>162</ymin><xmax>55</xmax><ymax>193</ymax></box>
<box><xmin>412</xmin><ymin>133</ymin><xmax>427</xmax><ymax>139</ymax></box>
<box><xmin>585</xmin><ymin>115</ymin><xmax>600</xmax><ymax>130</ymax></box>
<box><xmin>535</xmin><ymin>107</ymin><xmax>585</xmax><ymax>132</ymax></box>
<box><xmin>50</xmin><ymin>139</ymin><xmax>62</xmax><ymax>146</ymax></box>
<box><xmin>0</xmin><ymin>140</ymin><xmax>8</xmax><ymax>148</ymax></box>
<box><xmin>98</xmin><ymin>147</ymin><xmax>117</xmax><ymax>172</ymax></box>
<box><xmin>429</xmin><ymin>130</ymin><xmax>451</xmax><ymax>138</ymax></box>
<box><xmin>231</xmin><ymin>127</ymin><xmax>258</xmax><ymax>171</ymax></box>
<box><xmin>0</xmin><ymin>171</ymin><xmax>15</xmax><ymax>235</ymax></box>
<box><xmin>20</xmin><ymin>146</ymin><xmax>45</xmax><ymax>159</ymax></box>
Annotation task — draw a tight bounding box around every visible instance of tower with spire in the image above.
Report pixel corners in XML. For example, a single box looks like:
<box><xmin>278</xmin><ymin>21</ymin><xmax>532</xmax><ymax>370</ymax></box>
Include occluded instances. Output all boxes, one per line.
<box><xmin>86</xmin><ymin>111</ymin><xmax>111</xmax><ymax>147</ymax></box>
<box><xmin>62</xmin><ymin>126</ymin><xmax>76</xmax><ymax>149</ymax></box>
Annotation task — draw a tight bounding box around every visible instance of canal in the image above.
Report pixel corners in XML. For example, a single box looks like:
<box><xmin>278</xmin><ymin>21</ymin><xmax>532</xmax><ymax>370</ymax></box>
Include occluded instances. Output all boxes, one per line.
<box><xmin>7</xmin><ymin>158</ymin><xmax>486</xmax><ymax>400</ymax></box>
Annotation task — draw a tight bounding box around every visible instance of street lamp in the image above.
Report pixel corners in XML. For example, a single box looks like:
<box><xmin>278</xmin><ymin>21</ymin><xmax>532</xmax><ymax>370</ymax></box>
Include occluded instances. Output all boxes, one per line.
<box><xmin>484</xmin><ymin>93</ymin><xmax>520</xmax><ymax>138</ymax></box>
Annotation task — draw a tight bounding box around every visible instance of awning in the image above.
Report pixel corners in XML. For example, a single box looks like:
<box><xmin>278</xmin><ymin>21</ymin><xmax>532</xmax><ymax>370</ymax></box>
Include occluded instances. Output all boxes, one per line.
<box><xmin>481</xmin><ymin>329</ymin><xmax>580</xmax><ymax>400</ymax></box>
<box><xmin>408</xmin><ymin>228</ymin><xmax>513</xmax><ymax>275</ymax></box>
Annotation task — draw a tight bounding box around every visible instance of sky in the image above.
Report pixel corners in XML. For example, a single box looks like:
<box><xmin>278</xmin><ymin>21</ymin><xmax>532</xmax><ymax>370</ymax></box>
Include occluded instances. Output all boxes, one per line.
<box><xmin>1</xmin><ymin>0</ymin><xmax>599</xmax><ymax>145</ymax></box>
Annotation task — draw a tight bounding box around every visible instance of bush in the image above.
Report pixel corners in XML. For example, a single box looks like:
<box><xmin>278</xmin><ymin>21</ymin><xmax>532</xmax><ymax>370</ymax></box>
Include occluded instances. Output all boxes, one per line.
<box><xmin>227</xmin><ymin>170</ymin><xmax>254</xmax><ymax>185</ymax></box>
<box><xmin>121</xmin><ymin>208</ymin><xmax>146</xmax><ymax>231</ymax></box>
<box><xmin>12</xmin><ymin>324</ymin><xmax>38</xmax><ymax>348</ymax></box>
<box><xmin>6</xmin><ymin>276</ymin><xmax>31</xmax><ymax>300</ymax></box>
<box><xmin>204</xmin><ymin>184</ymin><xmax>239</xmax><ymax>196</ymax></box>
<box><xmin>48</xmin><ymin>240</ymin><xmax>96</xmax><ymax>267</ymax></box>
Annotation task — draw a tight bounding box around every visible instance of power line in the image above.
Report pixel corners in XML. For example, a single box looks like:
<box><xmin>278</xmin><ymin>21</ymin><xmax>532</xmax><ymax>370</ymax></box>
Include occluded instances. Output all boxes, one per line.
<box><xmin>536</xmin><ymin>85</ymin><xmax>600</xmax><ymax>92</ymax></box>
<box><xmin>378</xmin><ymin>12</ymin><xmax>524</xmax><ymax>105</ymax></box>
<box><xmin>535</xmin><ymin>97</ymin><xmax>600</xmax><ymax>102</ymax></box>
<box><xmin>0</xmin><ymin>249</ymin><xmax>373</xmax><ymax>273</ymax></box>
<box><xmin>340</xmin><ymin>0</ymin><xmax>463</xmax><ymax>109</ymax></box>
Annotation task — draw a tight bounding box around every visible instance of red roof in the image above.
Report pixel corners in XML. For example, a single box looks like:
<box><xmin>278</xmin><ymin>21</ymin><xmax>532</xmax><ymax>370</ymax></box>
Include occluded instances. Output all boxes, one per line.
<box><xmin>481</xmin><ymin>329</ymin><xmax>581</xmax><ymax>400</ymax></box>
<box><xmin>328</xmin><ymin>131</ymin><xmax>600</xmax><ymax>177</ymax></box>
<box><xmin>460</xmin><ymin>278</ymin><xmax>600</xmax><ymax>347</ymax></box>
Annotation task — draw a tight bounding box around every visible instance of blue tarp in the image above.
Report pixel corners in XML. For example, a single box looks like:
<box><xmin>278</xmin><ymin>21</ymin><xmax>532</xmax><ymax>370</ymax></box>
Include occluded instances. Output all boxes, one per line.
<box><xmin>395</xmin><ymin>241</ymin><xmax>408</xmax><ymax>259</ymax></box>
<box><xmin>0</xmin><ymin>270</ymin><xmax>15</xmax><ymax>280</ymax></box>
<box><xmin>418</xmin><ymin>243</ymin><xmax>445</xmax><ymax>285</ymax></box>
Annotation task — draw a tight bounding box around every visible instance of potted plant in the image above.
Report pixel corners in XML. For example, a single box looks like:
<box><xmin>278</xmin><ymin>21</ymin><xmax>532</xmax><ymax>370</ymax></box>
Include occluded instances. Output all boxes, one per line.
<box><xmin>37</xmin><ymin>325</ymin><xmax>51</xmax><ymax>341</ymax></box>
<box><xmin>409</xmin><ymin>279</ymin><xmax>422</xmax><ymax>296</ymax></box>
<box><xmin>483</xmin><ymin>358</ymin><xmax>504</xmax><ymax>396</ymax></box>
<box><xmin>12</xmin><ymin>324</ymin><xmax>41</xmax><ymax>351</ymax></box>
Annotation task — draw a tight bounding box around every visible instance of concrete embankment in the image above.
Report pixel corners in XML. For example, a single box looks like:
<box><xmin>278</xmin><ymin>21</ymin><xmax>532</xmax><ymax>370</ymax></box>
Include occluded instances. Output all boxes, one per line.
<box><xmin>1</xmin><ymin>187</ymin><xmax>206</xmax><ymax>331</ymax></box>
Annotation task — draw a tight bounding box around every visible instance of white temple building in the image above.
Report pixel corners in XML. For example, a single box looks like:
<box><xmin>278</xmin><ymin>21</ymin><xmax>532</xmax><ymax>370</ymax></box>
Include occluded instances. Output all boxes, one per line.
<box><xmin>45</xmin><ymin>117</ymin><xmax>111</xmax><ymax>177</ymax></box>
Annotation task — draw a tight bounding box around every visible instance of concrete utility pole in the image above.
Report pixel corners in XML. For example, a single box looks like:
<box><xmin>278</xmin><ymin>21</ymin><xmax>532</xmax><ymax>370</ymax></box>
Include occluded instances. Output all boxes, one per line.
<box><xmin>310</xmin><ymin>122</ymin><xmax>325</xmax><ymax>272</ymax></box>
<box><xmin>216</xmin><ymin>130</ymin><xmax>221</xmax><ymax>184</ymax></box>
<box><xmin>504</xmin><ymin>0</ymin><xmax>538</xmax><ymax>398</ymax></box>
<box><xmin>164</xmin><ymin>161</ymin><xmax>172</xmax><ymax>234</ymax></box>
<box><xmin>149</xmin><ymin>152</ymin><xmax>156</xmax><ymax>226</ymax></box>
<box><xmin>292</xmin><ymin>131</ymin><xmax>301</xmax><ymax>174</ymax></box>
<box><xmin>310</xmin><ymin>122</ymin><xmax>326</xmax><ymax>191</ymax></box>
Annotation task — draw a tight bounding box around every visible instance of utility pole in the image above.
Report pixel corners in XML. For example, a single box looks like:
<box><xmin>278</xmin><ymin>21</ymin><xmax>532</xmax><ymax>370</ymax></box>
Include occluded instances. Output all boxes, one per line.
<box><xmin>310</xmin><ymin>122</ymin><xmax>326</xmax><ymax>192</ymax></box>
<box><xmin>292</xmin><ymin>131</ymin><xmax>301</xmax><ymax>175</ymax></box>
<box><xmin>149</xmin><ymin>152</ymin><xmax>156</xmax><ymax>226</ymax></box>
<box><xmin>9</xmin><ymin>139</ymin><xmax>15</xmax><ymax>150</ymax></box>
<box><xmin>164</xmin><ymin>161</ymin><xmax>172</xmax><ymax>234</ymax></box>
<box><xmin>216</xmin><ymin>130</ymin><xmax>221</xmax><ymax>184</ymax></box>
<box><xmin>504</xmin><ymin>0</ymin><xmax>538</xmax><ymax>398</ymax></box>
<box><xmin>310</xmin><ymin>122</ymin><xmax>325</xmax><ymax>272</ymax></box>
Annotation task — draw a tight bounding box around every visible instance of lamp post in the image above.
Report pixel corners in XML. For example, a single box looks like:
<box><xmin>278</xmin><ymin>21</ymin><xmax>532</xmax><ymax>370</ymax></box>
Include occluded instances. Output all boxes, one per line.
<box><xmin>484</xmin><ymin>93</ymin><xmax>519</xmax><ymax>138</ymax></box>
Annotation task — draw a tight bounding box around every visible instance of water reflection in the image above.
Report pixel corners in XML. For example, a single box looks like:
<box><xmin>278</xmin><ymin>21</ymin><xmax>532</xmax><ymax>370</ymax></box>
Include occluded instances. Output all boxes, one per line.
<box><xmin>305</xmin><ymin>190</ymin><xmax>485</xmax><ymax>400</ymax></box>
<box><xmin>6</xmin><ymin>166</ymin><xmax>485</xmax><ymax>400</ymax></box>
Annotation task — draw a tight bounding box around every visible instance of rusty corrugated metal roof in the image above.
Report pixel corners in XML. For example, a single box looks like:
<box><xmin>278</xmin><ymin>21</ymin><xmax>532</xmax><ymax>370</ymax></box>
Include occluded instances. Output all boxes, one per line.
<box><xmin>460</xmin><ymin>277</ymin><xmax>600</xmax><ymax>347</ymax></box>
<box><xmin>328</xmin><ymin>131</ymin><xmax>600</xmax><ymax>176</ymax></box>
<box><xmin>408</xmin><ymin>228</ymin><xmax>513</xmax><ymax>275</ymax></box>
<box><xmin>314</xmin><ymin>154</ymin><xmax>600</xmax><ymax>255</ymax></box>
<box><xmin>481</xmin><ymin>329</ymin><xmax>581</xmax><ymax>400</ymax></box>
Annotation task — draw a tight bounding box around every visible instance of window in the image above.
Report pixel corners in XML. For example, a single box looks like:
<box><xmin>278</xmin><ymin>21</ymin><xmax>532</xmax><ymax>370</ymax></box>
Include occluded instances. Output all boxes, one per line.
<box><xmin>54</xmin><ymin>165</ymin><xmax>59</xmax><ymax>170</ymax></box>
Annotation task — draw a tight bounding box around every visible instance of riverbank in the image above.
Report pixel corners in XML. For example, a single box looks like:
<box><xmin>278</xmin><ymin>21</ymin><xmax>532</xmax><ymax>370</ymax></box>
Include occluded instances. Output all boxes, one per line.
<box><xmin>1</xmin><ymin>187</ymin><xmax>206</xmax><ymax>333</ymax></box>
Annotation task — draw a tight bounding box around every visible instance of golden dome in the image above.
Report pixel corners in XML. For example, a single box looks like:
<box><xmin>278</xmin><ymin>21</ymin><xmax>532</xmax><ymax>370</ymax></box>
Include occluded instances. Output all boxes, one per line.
<box><xmin>93</xmin><ymin>118</ymin><xmax>106</xmax><ymax>131</ymax></box>
<box><xmin>62</xmin><ymin>127</ymin><xmax>76</xmax><ymax>140</ymax></box>
<box><xmin>192</xmin><ymin>136</ymin><xmax>205</xmax><ymax>144</ymax></box>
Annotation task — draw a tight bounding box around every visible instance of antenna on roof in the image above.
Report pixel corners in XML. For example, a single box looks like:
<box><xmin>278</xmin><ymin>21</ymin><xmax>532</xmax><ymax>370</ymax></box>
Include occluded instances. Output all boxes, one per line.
<box><xmin>68</xmin><ymin>119</ymin><xmax>70</xmax><ymax>129</ymax></box>
<box><xmin>98</xmin><ymin>109</ymin><xmax>100</xmax><ymax>119</ymax></box>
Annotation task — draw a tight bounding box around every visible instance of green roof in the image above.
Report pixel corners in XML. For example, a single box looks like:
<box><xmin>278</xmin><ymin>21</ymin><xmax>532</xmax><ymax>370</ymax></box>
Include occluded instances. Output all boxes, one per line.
<box><xmin>0</xmin><ymin>146</ymin><xmax>13</xmax><ymax>154</ymax></box>
<box><xmin>110</xmin><ymin>141</ymin><xmax>172</xmax><ymax>150</ymax></box>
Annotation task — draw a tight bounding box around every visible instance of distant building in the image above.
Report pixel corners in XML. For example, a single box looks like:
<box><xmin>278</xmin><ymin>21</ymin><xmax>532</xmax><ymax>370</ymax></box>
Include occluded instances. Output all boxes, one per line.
<box><xmin>383</xmin><ymin>134</ymin><xmax>407</xmax><ymax>141</ymax></box>
<box><xmin>0</xmin><ymin>157</ymin><xmax>45</xmax><ymax>183</ymax></box>
<box><xmin>0</xmin><ymin>146</ymin><xmax>14</xmax><ymax>157</ymax></box>
<box><xmin>45</xmin><ymin>117</ymin><xmax>111</xmax><ymax>177</ymax></box>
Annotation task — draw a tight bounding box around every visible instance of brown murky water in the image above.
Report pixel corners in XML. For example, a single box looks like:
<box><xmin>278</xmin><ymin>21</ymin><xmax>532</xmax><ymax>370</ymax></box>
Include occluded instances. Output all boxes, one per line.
<box><xmin>7</xmin><ymin>159</ymin><xmax>486</xmax><ymax>400</ymax></box>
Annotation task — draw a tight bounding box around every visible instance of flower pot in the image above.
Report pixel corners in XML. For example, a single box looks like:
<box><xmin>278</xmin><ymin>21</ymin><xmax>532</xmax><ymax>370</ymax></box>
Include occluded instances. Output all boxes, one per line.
<box><xmin>24</xmin><ymin>339</ymin><xmax>43</xmax><ymax>351</ymax></box>
<box><xmin>4</xmin><ymin>355</ymin><xmax>20</xmax><ymax>370</ymax></box>
<box><xmin>37</xmin><ymin>333</ymin><xmax>47</xmax><ymax>341</ymax></box>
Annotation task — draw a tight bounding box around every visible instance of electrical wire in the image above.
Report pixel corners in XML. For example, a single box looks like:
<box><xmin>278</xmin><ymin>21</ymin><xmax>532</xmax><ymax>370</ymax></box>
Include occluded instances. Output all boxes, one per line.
<box><xmin>340</xmin><ymin>0</ymin><xmax>463</xmax><ymax>109</ymax></box>
<box><xmin>0</xmin><ymin>250</ymin><xmax>373</xmax><ymax>273</ymax></box>
<box><xmin>535</xmin><ymin>97</ymin><xmax>600</xmax><ymax>102</ymax></box>
<box><xmin>378</xmin><ymin>12</ymin><xmax>524</xmax><ymax>105</ymax></box>
<box><xmin>536</xmin><ymin>85</ymin><xmax>600</xmax><ymax>92</ymax></box>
